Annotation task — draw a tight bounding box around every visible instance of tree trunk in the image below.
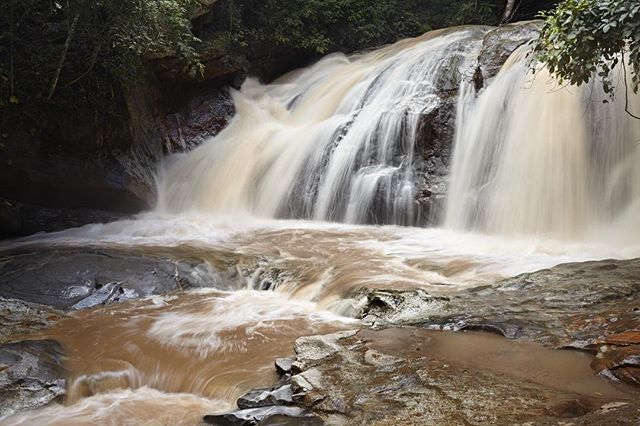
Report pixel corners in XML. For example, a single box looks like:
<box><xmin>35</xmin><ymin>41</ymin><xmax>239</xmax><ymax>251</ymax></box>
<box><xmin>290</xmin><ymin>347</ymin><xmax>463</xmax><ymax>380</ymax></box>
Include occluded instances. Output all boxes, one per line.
<box><xmin>501</xmin><ymin>0</ymin><xmax>518</xmax><ymax>24</ymax></box>
<box><xmin>47</xmin><ymin>12</ymin><xmax>79</xmax><ymax>101</ymax></box>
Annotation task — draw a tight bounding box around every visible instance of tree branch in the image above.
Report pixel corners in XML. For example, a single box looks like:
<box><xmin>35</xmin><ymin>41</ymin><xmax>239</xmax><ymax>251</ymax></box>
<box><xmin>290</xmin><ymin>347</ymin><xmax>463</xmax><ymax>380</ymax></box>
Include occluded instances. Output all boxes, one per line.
<box><xmin>47</xmin><ymin>12</ymin><xmax>79</xmax><ymax>101</ymax></box>
<box><xmin>622</xmin><ymin>52</ymin><xmax>640</xmax><ymax>120</ymax></box>
<box><xmin>61</xmin><ymin>41</ymin><xmax>102</xmax><ymax>89</ymax></box>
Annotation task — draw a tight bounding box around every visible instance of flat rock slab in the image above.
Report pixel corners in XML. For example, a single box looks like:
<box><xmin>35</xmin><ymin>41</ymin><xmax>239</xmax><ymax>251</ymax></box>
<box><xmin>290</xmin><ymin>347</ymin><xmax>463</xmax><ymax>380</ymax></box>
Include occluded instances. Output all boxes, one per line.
<box><xmin>0</xmin><ymin>248</ymin><xmax>224</xmax><ymax>310</ymax></box>
<box><xmin>0</xmin><ymin>339</ymin><xmax>66</xmax><ymax>420</ymax></box>
<box><xmin>360</xmin><ymin>257</ymin><xmax>640</xmax><ymax>350</ymax></box>
<box><xmin>284</xmin><ymin>327</ymin><xmax>640</xmax><ymax>425</ymax></box>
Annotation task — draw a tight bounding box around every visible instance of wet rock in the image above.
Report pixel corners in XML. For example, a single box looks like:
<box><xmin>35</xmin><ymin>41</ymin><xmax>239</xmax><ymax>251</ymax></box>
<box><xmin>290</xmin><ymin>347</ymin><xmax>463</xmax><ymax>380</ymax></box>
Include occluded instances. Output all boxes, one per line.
<box><xmin>0</xmin><ymin>198</ymin><xmax>126</xmax><ymax>239</ymax></box>
<box><xmin>237</xmin><ymin>385</ymin><xmax>294</xmax><ymax>409</ymax></box>
<box><xmin>0</xmin><ymin>298</ymin><xmax>66</xmax><ymax>343</ymax></box>
<box><xmin>0</xmin><ymin>340</ymin><xmax>66</xmax><ymax>419</ymax></box>
<box><xmin>593</xmin><ymin>345</ymin><xmax>640</xmax><ymax>385</ymax></box>
<box><xmin>203</xmin><ymin>406</ymin><xmax>321</xmax><ymax>426</ymax></box>
<box><xmin>280</xmin><ymin>327</ymin><xmax>640</xmax><ymax>425</ymax></box>
<box><xmin>0</xmin><ymin>248</ymin><xmax>226</xmax><ymax>310</ymax></box>
<box><xmin>360</xmin><ymin>258</ymin><xmax>640</xmax><ymax>350</ymax></box>
<box><xmin>163</xmin><ymin>91</ymin><xmax>235</xmax><ymax>151</ymax></box>
<box><xmin>477</xmin><ymin>20</ymin><xmax>542</xmax><ymax>83</ymax></box>
<box><xmin>274</xmin><ymin>358</ymin><xmax>294</xmax><ymax>375</ymax></box>
<box><xmin>294</xmin><ymin>330</ymin><xmax>358</xmax><ymax>362</ymax></box>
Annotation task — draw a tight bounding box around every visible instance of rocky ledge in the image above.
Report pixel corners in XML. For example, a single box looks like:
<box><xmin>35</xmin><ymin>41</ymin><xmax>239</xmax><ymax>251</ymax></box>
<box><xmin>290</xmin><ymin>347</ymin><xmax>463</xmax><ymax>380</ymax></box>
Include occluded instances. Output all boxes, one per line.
<box><xmin>210</xmin><ymin>328</ymin><xmax>639</xmax><ymax>425</ymax></box>
<box><xmin>208</xmin><ymin>257</ymin><xmax>640</xmax><ymax>425</ymax></box>
<box><xmin>357</xmin><ymin>257</ymin><xmax>640</xmax><ymax>385</ymax></box>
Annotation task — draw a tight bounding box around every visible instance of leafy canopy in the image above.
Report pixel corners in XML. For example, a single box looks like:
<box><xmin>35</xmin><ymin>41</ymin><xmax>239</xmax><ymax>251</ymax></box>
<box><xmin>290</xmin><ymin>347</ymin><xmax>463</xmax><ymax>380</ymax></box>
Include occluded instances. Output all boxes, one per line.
<box><xmin>532</xmin><ymin>0</ymin><xmax>640</xmax><ymax>96</ymax></box>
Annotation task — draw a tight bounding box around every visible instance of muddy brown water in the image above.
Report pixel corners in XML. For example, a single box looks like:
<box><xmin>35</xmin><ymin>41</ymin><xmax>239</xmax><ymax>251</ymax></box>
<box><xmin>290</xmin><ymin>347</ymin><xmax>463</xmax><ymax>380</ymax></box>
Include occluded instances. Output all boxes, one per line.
<box><xmin>1</xmin><ymin>220</ymin><xmax>638</xmax><ymax>425</ymax></box>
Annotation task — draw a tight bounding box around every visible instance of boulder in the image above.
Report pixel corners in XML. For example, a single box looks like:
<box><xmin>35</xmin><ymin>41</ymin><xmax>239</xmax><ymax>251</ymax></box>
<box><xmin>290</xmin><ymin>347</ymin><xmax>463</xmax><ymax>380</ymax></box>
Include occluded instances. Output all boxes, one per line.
<box><xmin>360</xmin><ymin>258</ymin><xmax>640</xmax><ymax>348</ymax></box>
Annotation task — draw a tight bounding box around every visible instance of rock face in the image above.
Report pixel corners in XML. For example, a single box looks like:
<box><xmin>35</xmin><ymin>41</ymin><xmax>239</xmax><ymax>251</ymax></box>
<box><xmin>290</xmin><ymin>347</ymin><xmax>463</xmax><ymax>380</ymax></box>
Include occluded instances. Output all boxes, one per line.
<box><xmin>0</xmin><ymin>198</ymin><xmax>126</xmax><ymax>238</ymax></box>
<box><xmin>0</xmin><ymin>340</ymin><xmax>67</xmax><ymax>419</ymax></box>
<box><xmin>0</xmin><ymin>248</ymin><xmax>229</xmax><ymax>310</ymax></box>
<box><xmin>260</xmin><ymin>328</ymin><xmax>640</xmax><ymax>425</ymax></box>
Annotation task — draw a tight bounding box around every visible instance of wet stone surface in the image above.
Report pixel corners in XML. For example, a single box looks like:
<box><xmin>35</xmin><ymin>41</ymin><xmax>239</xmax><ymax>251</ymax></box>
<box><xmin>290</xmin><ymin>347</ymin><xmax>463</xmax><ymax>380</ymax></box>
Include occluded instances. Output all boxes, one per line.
<box><xmin>269</xmin><ymin>328</ymin><xmax>640</xmax><ymax>425</ymax></box>
<box><xmin>0</xmin><ymin>340</ymin><xmax>66</xmax><ymax>419</ymax></box>
<box><xmin>0</xmin><ymin>248</ymin><xmax>234</xmax><ymax>310</ymax></box>
<box><xmin>358</xmin><ymin>258</ymin><xmax>640</xmax><ymax>355</ymax></box>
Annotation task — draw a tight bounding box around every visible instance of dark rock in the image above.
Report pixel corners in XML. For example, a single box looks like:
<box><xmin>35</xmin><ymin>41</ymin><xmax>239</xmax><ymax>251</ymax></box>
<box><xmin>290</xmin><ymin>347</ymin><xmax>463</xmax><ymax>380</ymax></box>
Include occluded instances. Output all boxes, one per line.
<box><xmin>237</xmin><ymin>385</ymin><xmax>294</xmax><ymax>409</ymax></box>
<box><xmin>0</xmin><ymin>340</ymin><xmax>66</xmax><ymax>419</ymax></box>
<box><xmin>477</xmin><ymin>20</ymin><xmax>542</xmax><ymax>83</ymax></box>
<box><xmin>0</xmin><ymin>198</ymin><xmax>126</xmax><ymax>238</ymax></box>
<box><xmin>163</xmin><ymin>91</ymin><xmax>235</xmax><ymax>151</ymax></box>
<box><xmin>203</xmin><ymin>406</ymin><xmax>321</xmax><ymax>426</ymax></box>
<box><xmin>0</xmin><ymin>248</ymin><xmax>227</xmax><ymax>310</ymax></box>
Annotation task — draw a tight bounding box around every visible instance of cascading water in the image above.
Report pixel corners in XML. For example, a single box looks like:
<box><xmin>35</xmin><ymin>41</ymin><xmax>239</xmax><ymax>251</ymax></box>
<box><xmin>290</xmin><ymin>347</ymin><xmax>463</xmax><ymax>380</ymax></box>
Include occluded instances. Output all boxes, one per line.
<box><xmin>156</xmin><ymin>29</ymin><xmax>485</xmax><ymax>225</ymax></box>
<box><xmin>446</xmin><ymin>46</ymin><xmax>640</xmax><ymax>241</ymax></box>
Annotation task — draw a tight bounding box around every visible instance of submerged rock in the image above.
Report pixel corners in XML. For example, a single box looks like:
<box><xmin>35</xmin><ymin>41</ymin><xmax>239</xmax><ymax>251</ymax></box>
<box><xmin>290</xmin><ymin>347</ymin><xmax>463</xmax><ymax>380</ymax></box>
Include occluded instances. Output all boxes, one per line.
<box><xmin>0</xmin><ymin>248</ymin><xmax>230</xmax><ymax>310</ymax></box>
<box><xmin>0</xmin><ymin>340</ymin><xmax>66</xmax><ymax>419</ymax></box>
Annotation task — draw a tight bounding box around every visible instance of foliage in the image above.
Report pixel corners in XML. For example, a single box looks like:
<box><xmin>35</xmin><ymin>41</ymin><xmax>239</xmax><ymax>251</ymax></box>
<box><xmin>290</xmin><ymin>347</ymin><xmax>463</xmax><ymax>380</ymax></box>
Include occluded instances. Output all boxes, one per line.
<box><xmin>207</xmin><ymin>0</ymin><xmax>517</xmax><ymax>57</ymax></box>
<box><xmin>532</xmin><ymin>0</ymin><xmax>640</xmax><ymax>96</ymax></box>
<box><xmin>0</xmin><ymin>0</ymin><xmax>203</xmax><ymax>134</ymax></box>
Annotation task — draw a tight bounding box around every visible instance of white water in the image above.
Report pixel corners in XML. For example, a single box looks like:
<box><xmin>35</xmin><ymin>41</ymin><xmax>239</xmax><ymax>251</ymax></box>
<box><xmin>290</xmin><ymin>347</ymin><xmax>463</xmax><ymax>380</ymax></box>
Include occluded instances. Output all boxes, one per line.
<box><xmin>446</xmin><ymin>47</ymin><xmax>640</xmax><ymax>242</ymax></box>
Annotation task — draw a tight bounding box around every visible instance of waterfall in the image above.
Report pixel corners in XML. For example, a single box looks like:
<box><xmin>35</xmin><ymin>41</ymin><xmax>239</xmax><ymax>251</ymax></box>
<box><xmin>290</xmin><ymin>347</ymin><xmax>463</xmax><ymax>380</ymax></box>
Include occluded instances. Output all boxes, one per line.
<box><xmin>445</xmin><ymin>46</ymin><xmax>640</xmax><ymax>240</ymax></box>
<box><xmin>156</xmin><ymin>23</ymin><xmax>640</xmax><ymax>242</ymax></box>
<box><xmin>156</xmin><ymin>28</ymin><xmax>485</xmax><ymax>225</ymax></box>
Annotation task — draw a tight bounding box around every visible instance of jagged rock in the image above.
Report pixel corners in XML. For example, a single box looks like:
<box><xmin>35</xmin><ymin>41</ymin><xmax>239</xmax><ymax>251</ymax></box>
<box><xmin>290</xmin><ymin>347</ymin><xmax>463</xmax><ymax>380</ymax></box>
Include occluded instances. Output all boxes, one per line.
<box><xmin>0</xmin><ymin>248</ymin><xmax>230</xmax><ymax>310</ymax></box>
<box><xmin>0</xmin><ymin>340</ymin><xmax>66</xmax><ymax>419</ymax></box>
<box><xmin>237</xmin><ymin>385</ymin><xmax>294</xmax><ymax>409</ymax></box>
<box><xmin>593</xmin><ymin>345</ymin><xmax>640</xmax><ymax>385</ymax></box>
<box><xmin>274</xmin><ymin>358</ymin><xmax>294</xmax><ymax>375</ymax></box>
<box><xmin>163</xmin><ymin>91</ymin><xmax>235</xmax><ymax>151</ymax></box>
<box><xmin>203</xmin><ymin>406</ymin><xmax>322</xmax><ymax>426</ymax></box>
